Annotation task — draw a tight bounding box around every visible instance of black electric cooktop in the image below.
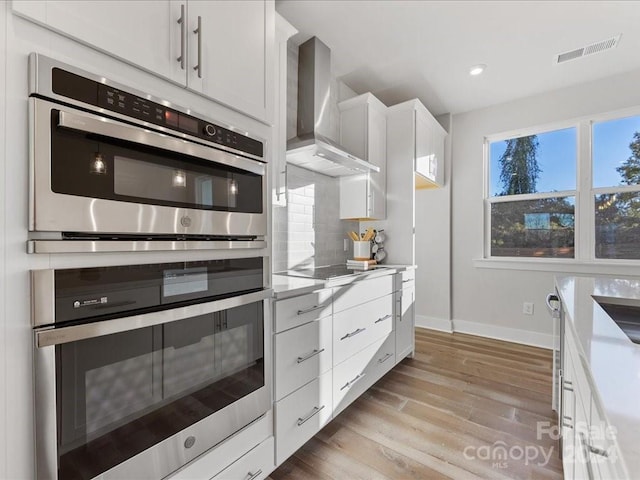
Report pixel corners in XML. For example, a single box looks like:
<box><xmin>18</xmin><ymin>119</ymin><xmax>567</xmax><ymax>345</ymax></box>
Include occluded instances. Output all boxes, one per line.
<box><xmin>277</xmin><ymin>265</ymin><xmax>359</xmax><ymax>280</ymax></box>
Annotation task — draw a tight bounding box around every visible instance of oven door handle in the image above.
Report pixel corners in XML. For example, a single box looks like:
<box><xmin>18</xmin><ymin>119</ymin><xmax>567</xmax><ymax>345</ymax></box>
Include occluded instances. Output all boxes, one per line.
<box><xmin>57</xmin><ymin>109</ymin><xmax>265</xmax><ymax>176</ymax></box>
<box><xmin>35</xmin><ymin>288</ymin><xmax>273</xmax><ymax>348</ymax></box>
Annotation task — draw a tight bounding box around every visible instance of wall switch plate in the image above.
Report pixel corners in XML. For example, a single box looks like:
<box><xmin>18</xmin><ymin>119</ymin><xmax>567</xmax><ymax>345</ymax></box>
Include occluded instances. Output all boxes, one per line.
<box><xmin>344</xmin><ymin>238</ymin><xmax>348</xmax><ymax>251</ymax></box>
<box><xmin>523</xmin><ymin>302</ymin><xmax>534</xmax><ymax>315</ymax></box>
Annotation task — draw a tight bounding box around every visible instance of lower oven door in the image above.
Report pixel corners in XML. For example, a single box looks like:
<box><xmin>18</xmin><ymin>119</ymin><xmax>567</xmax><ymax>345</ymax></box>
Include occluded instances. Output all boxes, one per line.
<box><xmin>34</xmin><ymin>289</ymin><xmax>272</xmax><ymax>480</ymax></box>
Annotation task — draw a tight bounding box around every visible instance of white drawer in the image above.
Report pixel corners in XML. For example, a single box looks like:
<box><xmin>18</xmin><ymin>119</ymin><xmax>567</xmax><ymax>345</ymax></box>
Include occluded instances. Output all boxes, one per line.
<box><xmin>332</xmin><ymin>275</ymin><xmax>394</xmax><ymax>313</ymax></box>
<box><xmin>211</xmin><ymin>436</ymin><xmax>274</xmax><ymax>480</ymax></box>
<box><xmin>274</xmin><ymin>316</ymin><xmax>332</xmax><ymax>400</ymax></box>
<box><xmin>274</xmin><ymin>289</ymin><xmax>332</xmax><ymax>333</ymax></box>
<box><xmin>275</xmin><ymin>371</ymin><xmax>332</xmax><ymax>465</ymax></box>
<box><xmin>333</xmin><ymin>333</ymin><xmax>395</xmax><ymax>417</ymax></box>
<box><xmin>333</xmin><ymin>294</ymin><xmax>393</xmax><ymax>366</ymax></box>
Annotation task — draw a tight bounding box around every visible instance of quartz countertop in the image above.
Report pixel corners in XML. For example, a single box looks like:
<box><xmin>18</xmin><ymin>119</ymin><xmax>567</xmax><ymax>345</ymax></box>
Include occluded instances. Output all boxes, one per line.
<box><xmin>272</xmin><ymin>264</ymin><xmax>414</xmax><ymax>299</ymax></box>
<box><xmin>555</xmin><ymin>276</ymin><xmax>640</xmax><ymax>476</ymax></box>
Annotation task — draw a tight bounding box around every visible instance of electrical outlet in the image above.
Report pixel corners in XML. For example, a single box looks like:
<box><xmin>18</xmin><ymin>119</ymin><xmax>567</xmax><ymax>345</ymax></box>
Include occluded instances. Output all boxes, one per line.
<box><xmin>523</xmin><ymin>302</ymin><xmax>534</xmax><ymax>315</ymax></box>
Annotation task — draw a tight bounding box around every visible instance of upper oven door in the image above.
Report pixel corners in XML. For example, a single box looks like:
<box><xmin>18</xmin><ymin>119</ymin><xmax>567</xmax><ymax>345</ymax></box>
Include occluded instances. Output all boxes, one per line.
<box><xmin>30</xmin><ymin>97</ymin><xmax>267</xmax><ymax>237</ymax></box>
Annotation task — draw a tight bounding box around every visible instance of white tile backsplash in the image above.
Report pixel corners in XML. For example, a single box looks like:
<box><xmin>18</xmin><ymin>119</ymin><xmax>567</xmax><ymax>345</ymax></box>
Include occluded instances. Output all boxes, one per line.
<box><xmin>273</xmin><ymin>165</ymin><xmax>357</xmax><ymax>272</ymax></box>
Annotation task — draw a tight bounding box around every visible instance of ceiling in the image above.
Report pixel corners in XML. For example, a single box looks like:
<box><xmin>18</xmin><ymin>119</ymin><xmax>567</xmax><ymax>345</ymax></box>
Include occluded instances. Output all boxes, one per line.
<box><xmin>276</xmin><ymin>0</ymin><xmax>640</xmax><ymax>116</ymax></box>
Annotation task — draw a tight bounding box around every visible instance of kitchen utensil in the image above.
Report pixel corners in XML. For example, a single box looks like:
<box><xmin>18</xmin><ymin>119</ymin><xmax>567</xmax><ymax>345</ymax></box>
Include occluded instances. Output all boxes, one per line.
<box><xmin>374</xmin><ymin>248</ymin><xmax>386</xmax><ymax>262</ymax></box>
<box><xmin>374</xmin><ymin>231</ymin><xmax>385</xmax><ymax>243</ymax></box>
<box><xmin>348</xmin><ymin>231</ymin><xmax>359</xmax><ymax>241</ymax></box>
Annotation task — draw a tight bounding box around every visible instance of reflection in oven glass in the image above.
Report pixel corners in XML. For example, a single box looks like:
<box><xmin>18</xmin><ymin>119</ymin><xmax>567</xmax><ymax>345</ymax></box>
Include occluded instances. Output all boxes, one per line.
<box><xmin>56</xmin><ymin>302</ymin><xmax>263</xmax><ymax>480</ymax></box>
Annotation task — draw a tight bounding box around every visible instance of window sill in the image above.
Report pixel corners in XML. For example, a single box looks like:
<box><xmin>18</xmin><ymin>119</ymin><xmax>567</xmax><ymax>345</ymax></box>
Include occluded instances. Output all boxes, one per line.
<box><xmin>474</xmin><ymin>258</ymin><xmax>640</xmax><ymax>276</ymax></box>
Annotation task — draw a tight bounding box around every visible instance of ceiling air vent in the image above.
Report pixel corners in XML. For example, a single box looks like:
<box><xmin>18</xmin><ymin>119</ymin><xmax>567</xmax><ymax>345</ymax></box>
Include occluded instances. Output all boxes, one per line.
<box><xmin>555</xmin><ymin>34</ymin><xmax>621</xmax><ymax>64</ymax></box>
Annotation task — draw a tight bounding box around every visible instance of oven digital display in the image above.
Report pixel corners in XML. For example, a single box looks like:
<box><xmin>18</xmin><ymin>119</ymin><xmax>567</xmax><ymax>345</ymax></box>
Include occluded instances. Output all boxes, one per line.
<box><xmin>163</xmin><ymin>267</ymin><xmax>208</xmax><ymax>297</ymax></box>
<box><xmin>178</xmin><ymin>114</ymin><xmax>199</xmax><ymax>134</ymax></box>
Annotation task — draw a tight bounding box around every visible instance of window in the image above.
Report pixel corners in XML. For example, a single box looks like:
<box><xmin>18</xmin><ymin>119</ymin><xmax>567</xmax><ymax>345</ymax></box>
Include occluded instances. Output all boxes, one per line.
<box><xmin>486</xmin><ymin>112</ymin><xmax>640</xmax><ymax>261</ymax></box>
<box><xmin>487</xmin><ymin>128</ymin><xmax>577</xmax><ymax>258</ymax></box>
<box><xmin>593</xmin><ymin>115</ymin><xmax>640</xmax><ymax>259</ymax></box>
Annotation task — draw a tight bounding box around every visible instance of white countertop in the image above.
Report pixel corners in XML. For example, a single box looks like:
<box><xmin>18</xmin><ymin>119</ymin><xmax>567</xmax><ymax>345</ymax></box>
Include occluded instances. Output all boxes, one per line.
<box><xmin>555</xmin><ymin>276</ymin><xmax>640</xmax><ymax>476</ymax></box>
<box><xmin>272</xmin><ymin>264</ymin><xmax>415</xmax><ymax>299</ymax></box>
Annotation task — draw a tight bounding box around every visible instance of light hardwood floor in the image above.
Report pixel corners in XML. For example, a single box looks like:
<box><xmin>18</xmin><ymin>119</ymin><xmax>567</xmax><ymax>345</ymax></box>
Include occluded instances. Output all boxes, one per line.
<box><xmin>270</xmin><ymin>328</ymin><xmax>563</xmax><ymax>480</ymax></box>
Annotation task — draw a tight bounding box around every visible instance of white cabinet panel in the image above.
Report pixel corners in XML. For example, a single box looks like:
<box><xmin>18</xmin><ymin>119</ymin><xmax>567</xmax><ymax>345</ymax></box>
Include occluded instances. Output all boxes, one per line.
<box><xmin>274</xmin><ymin>316</ymin><xmax>332</xmax><ymax>400</ymax></box>
<box><xmin>333</xmin><ymin>294</ymin><xmax>393</xmax><ymax>366</ymax></box>
<box><xmin>13</xmin><ymin>1</ymin><xmax>185</xmax><ymax>84</ymax></box>
<box><xmin>274</xmin><ymin>372</ymin><xmax>332</xmax><ymax>464</ymax></box>
<box><xmin>332</xmin><ymin>275</ymin><xmax>393</xmax><ymax>313</ymax></box>
<box><xmin>339</xmin><ymin>93</ymin><xmax>387</xmax><ymax>220</ymax></box>
<box><xmin>211</xmin><ymin>437</ymin><xmax>274</xmax><ymax>480</ymax></box>
<box><xmin>274</xmin><ymin>288</ymin><xmax>332</xmax><ymax>333</ymax></box>
<box><xmin>332</xmin><ymin>334</ymin><xmax>395</xmax><ymax>417</ymax></box>
<box><xmin>396</xmin><ymin>278</ymin><xmax>415</xmax><ymax>362</ymax></box>
<box><xmin>187</xmin><ymin>0</ymin><xmax>273</xmax><ymax>122</ymax></box>
<box><xmin>12</xmin><ymin>0</ymin><xmax>274</xmax><ymax>122</ymax></box>
<box><xmin>415</xmin><ymin>107</ymin><xmax>446</xmax><ymax>188</ymax></box>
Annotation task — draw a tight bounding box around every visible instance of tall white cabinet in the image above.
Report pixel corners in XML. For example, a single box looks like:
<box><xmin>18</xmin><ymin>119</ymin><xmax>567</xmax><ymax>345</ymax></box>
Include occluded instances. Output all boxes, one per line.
<box><xmin>12</xmin><ymin>0</ymin><xmax>275</xmax><ymax>123</ymax></box>
<box><xmin>338</xmin><ymin>93</ymin><xmax>387</xmax><ymax>220</ymax></box>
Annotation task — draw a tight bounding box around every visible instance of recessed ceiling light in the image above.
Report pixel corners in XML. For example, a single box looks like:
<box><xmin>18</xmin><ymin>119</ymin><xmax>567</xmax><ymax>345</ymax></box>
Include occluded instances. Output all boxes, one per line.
<box><xmin>469</xmin><ymin>64</ymin><xmax>486</xmax><ymax>76</ymax></box>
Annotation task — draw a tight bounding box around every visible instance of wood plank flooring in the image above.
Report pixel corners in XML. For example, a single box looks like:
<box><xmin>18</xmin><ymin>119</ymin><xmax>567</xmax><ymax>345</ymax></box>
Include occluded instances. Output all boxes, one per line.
<box><xmin>269</xmin><ymin>328</ymin><xmax>563</xmax><ymax>480</ymax></box>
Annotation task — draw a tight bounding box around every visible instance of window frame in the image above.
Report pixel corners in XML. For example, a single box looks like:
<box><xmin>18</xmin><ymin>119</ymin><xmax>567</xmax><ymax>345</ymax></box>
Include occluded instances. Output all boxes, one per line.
<box><xmin>483</xmin><ymin>106</ymin><xmax>640</xmax><ymax>265</ymax></box>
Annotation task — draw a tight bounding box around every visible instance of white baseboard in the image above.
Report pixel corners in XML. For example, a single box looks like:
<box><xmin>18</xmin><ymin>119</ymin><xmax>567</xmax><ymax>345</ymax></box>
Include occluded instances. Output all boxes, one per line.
<box><xmin>415</xmin><ymin>314</ymin><xmax>453</xmax><ymax>333</ymax></box>
<box><xmin>451</xmin><ymin>318</ymin><xmax>553</xmax><ymax>349</ymax></box>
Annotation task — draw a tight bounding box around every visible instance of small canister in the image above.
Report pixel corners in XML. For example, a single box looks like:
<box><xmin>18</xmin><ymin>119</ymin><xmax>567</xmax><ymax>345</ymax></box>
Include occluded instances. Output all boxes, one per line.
<box><xmin>353</xmin><ymin>241</ymin><xmax>371</xmax><ymax>260</ymax></box>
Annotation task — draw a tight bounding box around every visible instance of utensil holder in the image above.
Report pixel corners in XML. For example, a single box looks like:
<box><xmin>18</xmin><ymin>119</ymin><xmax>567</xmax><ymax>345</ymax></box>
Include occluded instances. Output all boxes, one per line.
<box><xmin>353</xmin><ymin>241</ymin><xmax>371</xmax><ymax>260</ymax></box>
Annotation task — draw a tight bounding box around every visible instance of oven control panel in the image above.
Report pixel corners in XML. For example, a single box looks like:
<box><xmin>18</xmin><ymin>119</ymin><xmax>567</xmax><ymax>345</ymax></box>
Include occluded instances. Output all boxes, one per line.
<box><xmin>51</xmin><ymin>67</ymin><xmax>263</xmax><ymax>159</ymax></box>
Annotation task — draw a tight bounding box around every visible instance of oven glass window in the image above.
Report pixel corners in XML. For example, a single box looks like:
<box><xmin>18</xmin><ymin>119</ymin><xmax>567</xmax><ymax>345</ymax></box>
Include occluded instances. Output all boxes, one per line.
<box><xmin>55</xmin><ymin>303</ymin><xmax>264</xmax><ymax>479</ymax></box>
<box><xmin>50</xmin><ymin>111</ymin><xmax>262</xmax><ymax>213</ymax></box>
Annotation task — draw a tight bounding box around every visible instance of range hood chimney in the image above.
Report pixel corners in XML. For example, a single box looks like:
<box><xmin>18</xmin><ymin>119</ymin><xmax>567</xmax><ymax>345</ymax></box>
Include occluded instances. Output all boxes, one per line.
<box><xmin>286</xmin><ymin>37</ymin><xmax>379</xmax><ymax>177</ymax></box>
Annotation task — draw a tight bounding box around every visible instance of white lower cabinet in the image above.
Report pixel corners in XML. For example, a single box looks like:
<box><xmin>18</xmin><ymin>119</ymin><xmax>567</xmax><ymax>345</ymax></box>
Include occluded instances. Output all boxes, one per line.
<box><xmin>211</xmin><ymin>437</ymin><xmax>275</xmax><ymax>480</ymax></box>
<box><xmin>272</xmin><ymin>272</ymin><xmax>412</xmax><ymax>469</ymax></box>
<box><xmin>274</xmin><ymin>371</ymin><xmax>333</xmax><ymax>464</ymax></box>
<box><xmin>561</xmin><ymin>318</ymin><xmax>628</xmax><ymax>480</ymax></box>
<box><xmin>333</xmin><ymin>294</ymin><xmax>393</xmax><ymax>365</ymax></box>
<box><xmin>274</xmin><ymin>315</ymin><xmax>332</xmax><ymax>399</ymax></box>
<box><xmin>332</xmin><ymin>333</ymin><xmax>396</xmax><ymax>416</ymax></box>
<box><xmin>395</xmin><ymin>270</ymin><xmax>415</xmax><ymax>362</ymax></box>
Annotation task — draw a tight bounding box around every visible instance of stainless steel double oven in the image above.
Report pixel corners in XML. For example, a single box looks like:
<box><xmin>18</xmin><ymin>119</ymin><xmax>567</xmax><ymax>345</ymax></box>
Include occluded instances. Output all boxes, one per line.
<box><xmin>28</xmin><ymin>54</ymin><xmax>272</xmax><ymax>480</ymax></box>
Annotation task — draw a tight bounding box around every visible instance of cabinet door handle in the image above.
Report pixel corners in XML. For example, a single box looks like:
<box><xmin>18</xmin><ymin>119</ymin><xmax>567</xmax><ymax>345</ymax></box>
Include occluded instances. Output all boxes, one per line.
<box><xmin>586</xmin><ymin>442</ymin><xmax>609</xmax><ymax>457</ymax></box>
<box><xmin>375</xmin><ymin>314</ymin><xmax>392</xmax><ymax>324</ymax></box>
<box><xmin>193</xmin><ymin>16</ymin><xmax>202</xmax><ymax>78</ymax></box>
<box><xmin>340</xmin><ymin>372</ymin><xmax>366</xmax><ymax>391</ymax></box>
<box><xmin>340</xmin><ymin>327</ymin><xmax>366</xmax><ymax>340</ymax></box>
<box><xmin>378</xmin><ymin>352</ymin><xmax>393</xmax><ymax>364</ymax></box>
<box><xmin>296</xmin><ymin>405</ymin><xmax>325</xmax><ymax>426</ymax></box>
<box><xmin>246</xmin><ymin>469</ymin><xmax>263</xmax><ymax>480</ymax></box>
<box><xmin>297</xmin><ymin>348</ymin><xmax>325</xmax><ymax>364</ymax></box>
<box><xmin>297</xmin><ymin>305</ymin><xmax>320</xmax><ymax>315</ymax></box>
<box><xmin>402</xmin><ymin>279</ymin><xmax>413</xmax><ymax>283</ymax></box>
<box><xmin>176</xmin><ymin>4</ymin><xmax>185</xmax><ymax>69</ymax></box>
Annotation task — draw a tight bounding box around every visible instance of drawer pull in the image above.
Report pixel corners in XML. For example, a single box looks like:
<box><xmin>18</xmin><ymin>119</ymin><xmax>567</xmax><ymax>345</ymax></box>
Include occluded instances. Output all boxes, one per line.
<box><xmin>340</xmin><ymin>372</ymin><xmax>366</xmax><ymax>391</ymax></box>
<box><xmin>340</xmin><ymin>327</ymin><xmax>366</xmax><ymax>341</ymax></box>
<box><xmin>564</xmin><ymin>380</ymin><xmax>573</xmax><ymax>386</ymax></box>
<box><xmin>297</xmin><ymin>405</ymin><xmax>325</xmax><ymax>426</ymax></box>
<box><xmin>297</xmin><ymin>305</ymin><xmax>321</xmax><ymax>315</ymax></box>
<box><xmin>586</xmin><ymin>443</ymin><xmax>609</xmax><ymax>457</ymax></box>
<box><xmin>297</xmin><ymin>348</ymin><xmax>325</xmax><ymax>364</ymax></box>
<box><xmin>563</xmin><ymin>386</ymin><xmax>574</xmax><ymax>392</ymax></box>
<box><xmin>246</xmin><ymin>469</ymin><xmax>263</xmax><ymax>480</ymax></box>
<box><xmin>402</xmin><ymin>279</ymin><xmax>413</xmax><ymax>283</ymax></box>
<box><xmin>562</xmin><ymin>422</ymin><xmax>573</xmax><ymax>429</ymax></box>
<box><xmin>378</xmin><ymin>352</ymin><xmax>393</xmax><ymax>364</ymax></box>
<box><xmin>375</xmin><ymin>314</ymin><xmax>392</xmax><ymax>324</ymax></box>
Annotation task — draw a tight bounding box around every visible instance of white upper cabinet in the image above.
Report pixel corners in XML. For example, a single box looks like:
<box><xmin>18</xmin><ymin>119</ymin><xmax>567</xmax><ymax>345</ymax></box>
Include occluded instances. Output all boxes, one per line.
<box><xmin>338</xmin><ymin>93</ymin><xmax>387</xmax><ymax>220</ymax></box>
<box><xmin>414</xmin><ymin>103</ymin><xmax>447</xmax><ymax>188</ymax></box>
<box><xmin>12</xmin><ymin>0</ymin><xmax>274</xmax><ymax>123</ymax></box>
<box><xmin>187</xmin><ymin>0</ymin><xmax>274</xmax><ymax>122</ymax></box>
<box><xmin>13</xmin><ymin>1</ymin><xmax>185</xmax><ymax>83</ymax></box>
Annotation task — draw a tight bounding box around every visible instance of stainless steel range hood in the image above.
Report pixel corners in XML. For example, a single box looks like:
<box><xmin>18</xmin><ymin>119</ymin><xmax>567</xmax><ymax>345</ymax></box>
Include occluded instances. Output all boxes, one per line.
<box><xmin>286</xmin><ymin>37</ymin><xmax>379</xmax><ymax>177</ymax></box>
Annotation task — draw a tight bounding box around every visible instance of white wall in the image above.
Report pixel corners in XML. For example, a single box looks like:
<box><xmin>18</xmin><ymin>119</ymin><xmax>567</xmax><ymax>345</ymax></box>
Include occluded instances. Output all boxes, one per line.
<box><xmin>0</xmin><ymin>4</ymin><xmax>7</xmax><ymax>478</ymax></box>
<box><xmin>451</xmin><ymin>67</ymin><xmax>640</xmax><ymax>348</ymax></box>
